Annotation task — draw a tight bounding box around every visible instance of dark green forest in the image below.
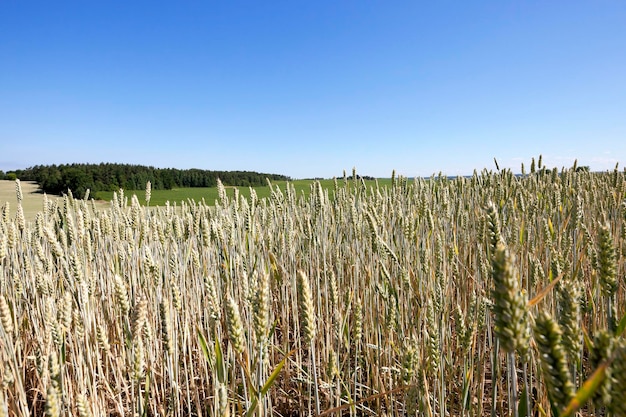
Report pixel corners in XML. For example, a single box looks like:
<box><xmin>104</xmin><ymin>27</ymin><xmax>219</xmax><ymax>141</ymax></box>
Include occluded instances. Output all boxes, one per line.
<box><xmin>2</xmin><ymin>163</ymin><xmax>290</xmax><ymax>196</ymax></box>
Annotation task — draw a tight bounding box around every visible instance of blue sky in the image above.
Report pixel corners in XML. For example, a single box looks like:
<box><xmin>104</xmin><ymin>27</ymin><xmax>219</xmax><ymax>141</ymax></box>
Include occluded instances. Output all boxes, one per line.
<box><xmin>1</xmin><ymin>1</ymin><xmax>625</xmax><ymax>179</ymax></box>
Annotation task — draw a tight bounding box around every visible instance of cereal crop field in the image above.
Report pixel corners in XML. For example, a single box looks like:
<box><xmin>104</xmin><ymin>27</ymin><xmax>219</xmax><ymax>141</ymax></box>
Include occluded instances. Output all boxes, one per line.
<box><xmin>93</xmin><ymin>178</ymin><xmax>392</xmax><ymax>207</ymax></box>
<box><xmin>0</xmin><ymin>181</ymin><xmax>64</xmax><ymax>223</ymax></box>
<box><xmin>1</xmin><ymin>165</ymin><xmax>625</xmax><ymax>416</ymax></box>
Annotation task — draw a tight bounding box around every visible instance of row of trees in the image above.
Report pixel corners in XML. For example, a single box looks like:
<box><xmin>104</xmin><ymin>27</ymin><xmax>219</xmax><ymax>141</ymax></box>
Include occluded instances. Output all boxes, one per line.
<box><xmin>0</xmin><ymin>171</ymin><xmax>17</xmax><ymax>181</ymax></box>
<box><xmin>3</xmin><ymin>163</ymin><xmax>290</xmax><ymax>196</ymax></box>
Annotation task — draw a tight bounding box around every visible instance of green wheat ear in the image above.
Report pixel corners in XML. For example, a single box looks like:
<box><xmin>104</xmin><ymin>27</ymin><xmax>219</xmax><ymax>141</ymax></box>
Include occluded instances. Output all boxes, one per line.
<box><xmin>534</xmin><ymin>311</ymin><xmax>575</xmax><ymax>413</ymax></box>
<box><xmin>556</xmin><ymin>279</ymin><xmax>581</xmax><ymax>363</ymax></box>
<box><xmin>159</xmin><ymin>301</ymin><xmax>173</xmax><ymax>355</ymax></box>
<box><xmin>597</xmin><ymin>223</ymin><xmax>618</xmax><ymax>332</ymax></box>
<box><xmin>252</xmin><ymin>271</ymin><xmax>271</xmax><ymax>345</ymax></box>
<box><xmin>224</xmin><ymin>294</ymin><xmax>246</xmax><ymax>355</ymax></box>
<box><xmin>491</xmin><ymin>241</ymin><xmax>529</xmax><ymax>355</ymax></box>
<box><xmin>296</xmin><ymin>270</ymin><xmax>316</xmax><ymax>344</ymax></box>
<box><xmin>44</xmin><ymin>384</ymin><xmax>60</xmax><ymax>417</ymax></box>
<box><xmin>486</xmin><ymin>201</ymin><xmax>502</xmax><ymax>254</ymax></box>
<box><xmin>610</xmin><ymin>341</ymin><xmax>626</xmax><ymax>416</ymax></box>
<box><xmin>590</xmin><ymin>330</ymin><xmax>614</xmax><ymax>408</ymax></box>
<box><xmin>597</xmin><ymin>223</ymin><xmax>617</xmax><ymax>297</ymax></box>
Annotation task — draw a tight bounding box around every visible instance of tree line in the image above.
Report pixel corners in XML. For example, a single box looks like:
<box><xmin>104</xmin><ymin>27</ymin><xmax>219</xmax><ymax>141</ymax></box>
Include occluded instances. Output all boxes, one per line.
<box><xmin>2</xmin><ymin>163</ymin><xmax>290</xmax><ymax>197</ymax></box>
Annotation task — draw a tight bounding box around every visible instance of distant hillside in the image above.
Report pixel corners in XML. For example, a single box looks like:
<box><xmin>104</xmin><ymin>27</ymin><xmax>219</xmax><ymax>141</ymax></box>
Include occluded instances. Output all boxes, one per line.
<box><xmin>5</xmin><ymin>163</ymin><xmax>290</xmax><ymax>197</ymax></box>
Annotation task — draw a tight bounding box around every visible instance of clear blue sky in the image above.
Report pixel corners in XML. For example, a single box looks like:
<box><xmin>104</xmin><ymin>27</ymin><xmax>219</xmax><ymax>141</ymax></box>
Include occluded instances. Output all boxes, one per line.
<box><xmin>1</xmin><ymin>1</ymin><xmax>625</xmax><ymax>179</ymax></box>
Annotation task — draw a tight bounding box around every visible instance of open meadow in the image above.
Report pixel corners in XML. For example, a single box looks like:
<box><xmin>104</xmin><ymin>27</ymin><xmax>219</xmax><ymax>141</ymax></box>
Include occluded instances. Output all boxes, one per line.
<box><xmin>0</xmin><ymin>181</ymin><xmax>110</xmax><ymax>223</ymax></box>
<box><xmin>93</xmin><ymin>178</ymin><xmax>392</xmax><ymax>207</ymax></box>
<box><xmin>1</xmin><ymin>168</ymin><xmax>625</xmax><ymax>416</ymax></box>
<box><xmin>0</xmin><ymin>181</ymin><xmax>65</xmax><ymax>223</ymax></box>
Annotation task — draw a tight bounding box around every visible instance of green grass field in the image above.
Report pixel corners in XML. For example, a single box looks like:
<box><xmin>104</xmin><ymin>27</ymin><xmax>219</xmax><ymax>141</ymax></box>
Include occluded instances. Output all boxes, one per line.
<box><xmin>3</xmin><ymin>177</ymin><xmax>396</xmax><ymax>222</ymax></box>
<box><xmin>94</xmin><ymin>178</ymin><xmax>394</xmax><ymax>206</ymax></box>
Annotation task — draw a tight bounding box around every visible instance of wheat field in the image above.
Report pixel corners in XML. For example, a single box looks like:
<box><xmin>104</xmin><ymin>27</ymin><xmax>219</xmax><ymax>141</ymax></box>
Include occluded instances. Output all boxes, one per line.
<box><xmin>0</xmin><ymin>181</ymin><xmax>64</xmax><ymax>223</ymax></box>
<box><xmin>1</xmin><ymin>163</ymin><xmax>625</xmax><ymax>416</ymax></box>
